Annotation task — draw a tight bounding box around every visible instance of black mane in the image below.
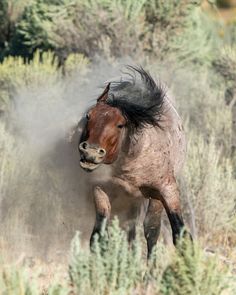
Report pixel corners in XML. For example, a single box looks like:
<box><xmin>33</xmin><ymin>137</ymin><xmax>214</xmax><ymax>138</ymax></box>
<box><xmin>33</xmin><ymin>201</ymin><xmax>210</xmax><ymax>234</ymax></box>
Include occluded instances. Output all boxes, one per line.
<box><xmin>106</xmin><ymin>66</ymin><xmax>165</xmax><ymax>131</ymax></box>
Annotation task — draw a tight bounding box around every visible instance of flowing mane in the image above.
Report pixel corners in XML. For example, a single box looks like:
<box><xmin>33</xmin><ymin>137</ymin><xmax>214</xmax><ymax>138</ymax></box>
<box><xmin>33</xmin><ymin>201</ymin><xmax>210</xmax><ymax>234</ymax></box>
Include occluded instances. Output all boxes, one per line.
<box><xmin>106</xmin><ymin>66</ymin><xmax>166</xmax><ymax>131</ymax></box>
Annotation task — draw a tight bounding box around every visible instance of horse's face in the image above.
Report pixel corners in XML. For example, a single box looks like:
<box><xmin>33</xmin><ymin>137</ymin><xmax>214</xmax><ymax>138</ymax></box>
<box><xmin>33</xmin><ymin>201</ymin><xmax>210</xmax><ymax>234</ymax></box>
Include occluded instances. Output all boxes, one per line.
<box><xmin>79</xmin><ymin>102</ymin><xmax>126</xmax><ymax>172</ymax></box>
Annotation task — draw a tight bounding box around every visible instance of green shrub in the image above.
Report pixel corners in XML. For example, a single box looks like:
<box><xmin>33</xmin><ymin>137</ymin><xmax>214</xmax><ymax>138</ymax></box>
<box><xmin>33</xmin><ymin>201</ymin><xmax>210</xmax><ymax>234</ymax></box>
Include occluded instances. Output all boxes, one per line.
<box><xmin>172</xmin><ymin>8</ymin><xmax>223</xmax><ymax>66</ymax></box>
<box><xmin>0</xmin><ymin>263</ymin><xmax>39</xmax><ymax>295</ymax></box>
<box><xmin>0</xmin><ymin>0</ymin><xmax>32</xmax><ymax>60</ymax></box>
<box><xmin>52</xmin><ymin>0</ymin><xmax>147</xmax><ymax>59</ymax></box>
<box><xmin>69</xmin><ymin>219</ymin><xmax>146</xmax><ymax>295</ymax></box>
<box><xmin>10</xmin><ymin>0</ymin><xmax>73</xmax><ymax>58</ymax></box>
<box><xmin>180</xmin><ymin>133</ymin><xmax>236</xmax><ymax>239</ymax></box>
<box><xmin>1</xmin><ymin>0</ymin><xmax>205</xmax><ymax>62</ymax></box>
<box><xmin>0</xmin><ymin>261</ymin><xmax>70</xmax><ymax>294</ymax></box>
<box><xmin>217</xmin><ymin>0</ymin><xmax>236</xmax><ymax>8</ymax></box>
<box><xmin>69</xmin><ymin>221</ymin><xmax>235</xmax><ymax>295</ymax></box>
<box><xmin>161</xmin><ymin>238</ymin><xmax>235</xmax><ymax>295</ymax></box>
<box><xmin>213</xmin><ymin>46</ymin><xmax>236</xmax><ymax>85</ymax></box>
<box><xmin>144</xmin><ymin>0</ymin><xmax>201</xmax><ymax>61</ymax></box>
<box><xmin>0</xmin><ymin>223</ymin><xmax>234</xmax><ymax>294</ymax></box>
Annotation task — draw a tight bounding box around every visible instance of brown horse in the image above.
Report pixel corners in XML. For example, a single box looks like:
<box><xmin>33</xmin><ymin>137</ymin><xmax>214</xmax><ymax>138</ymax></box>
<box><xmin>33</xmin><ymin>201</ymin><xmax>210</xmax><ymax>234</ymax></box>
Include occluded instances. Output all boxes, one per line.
<box><xmin>78</xmin><ymin>67</ymin><xmax>191</xmax><ymax>257</ymax></box>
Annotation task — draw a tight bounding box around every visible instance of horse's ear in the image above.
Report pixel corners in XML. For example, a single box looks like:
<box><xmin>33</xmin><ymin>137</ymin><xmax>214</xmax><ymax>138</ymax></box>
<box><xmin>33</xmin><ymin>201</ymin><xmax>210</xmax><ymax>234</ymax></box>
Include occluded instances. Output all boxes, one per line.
<box><xmin>97</xmin><ymin>83</ymin><xmax>110</xmax><ymax>103</ymax></box>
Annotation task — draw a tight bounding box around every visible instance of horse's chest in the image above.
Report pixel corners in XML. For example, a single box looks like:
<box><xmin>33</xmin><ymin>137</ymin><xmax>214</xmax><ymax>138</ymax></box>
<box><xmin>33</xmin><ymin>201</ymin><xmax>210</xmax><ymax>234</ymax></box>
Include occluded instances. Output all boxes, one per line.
<box><xmin>115</xmin><ymin>157</ymin><xmax>165</xmax><ymax>188</ymax></box>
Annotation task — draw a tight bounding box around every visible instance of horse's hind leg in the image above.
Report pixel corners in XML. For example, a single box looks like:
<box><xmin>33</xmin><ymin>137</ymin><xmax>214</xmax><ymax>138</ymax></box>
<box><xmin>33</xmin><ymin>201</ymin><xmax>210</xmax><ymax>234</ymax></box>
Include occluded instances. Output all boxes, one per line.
<box><xmin>159</xmin><ymin>179</ymin><xmax>192</xmax><ymax>245</ymax></box>
<box><xmin>126</xmin><ymin>200</ymin><xmax>143</xmax><ymax>243</ymax></box>
<box><xmin>143</xmin><ymin>199</ymin><xmax>163</xmax><ymax>258</ymax></box>
<box><xmin>90</xmin><ymin>186</ymin><xmax>111</xmax><ymax>248</ymax></box>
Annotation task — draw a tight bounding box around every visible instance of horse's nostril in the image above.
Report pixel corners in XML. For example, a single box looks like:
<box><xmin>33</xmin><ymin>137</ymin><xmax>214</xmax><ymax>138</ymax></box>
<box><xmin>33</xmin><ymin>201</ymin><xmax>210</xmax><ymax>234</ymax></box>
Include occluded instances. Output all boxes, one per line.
<box><xmin>80</xmin><ymin>141</ymin><xmax>88</xmax><ymax>150</ymax></box>
<box><xmin>98</xmin><ymin>148</ymin><xmax>106</xmax><ymax>156</ymax></box>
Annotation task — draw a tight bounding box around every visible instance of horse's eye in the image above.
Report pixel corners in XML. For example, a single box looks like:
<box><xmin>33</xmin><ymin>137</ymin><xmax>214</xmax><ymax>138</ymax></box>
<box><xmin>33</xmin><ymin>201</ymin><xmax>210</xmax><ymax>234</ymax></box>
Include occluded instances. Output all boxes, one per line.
<box><xmin>86</xmin><ymin>113</ymin><xmax>90</xmax><ymax>120</ymax></box>
<box><xmin>117</xmin><ymin>124</ymin><xmax>124</xmax><ymax>129</ymax></box>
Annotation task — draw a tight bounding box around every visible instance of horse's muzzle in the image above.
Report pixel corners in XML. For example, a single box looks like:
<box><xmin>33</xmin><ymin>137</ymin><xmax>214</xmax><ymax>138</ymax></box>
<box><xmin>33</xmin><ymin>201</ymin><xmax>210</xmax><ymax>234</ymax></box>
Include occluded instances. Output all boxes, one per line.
<box><xmin>79</xmin><ymin>141</ymin><xmax>106</xmax><ymax>172</ymax></box>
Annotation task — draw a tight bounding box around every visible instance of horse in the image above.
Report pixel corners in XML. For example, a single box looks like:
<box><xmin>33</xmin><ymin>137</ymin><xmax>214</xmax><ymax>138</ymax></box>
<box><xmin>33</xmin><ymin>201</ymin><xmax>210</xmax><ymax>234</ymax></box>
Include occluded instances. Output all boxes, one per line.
<box><xmin>77</xmin><ymin>66</ymin><xmax>191</xmax><ymax>257</ymax></box>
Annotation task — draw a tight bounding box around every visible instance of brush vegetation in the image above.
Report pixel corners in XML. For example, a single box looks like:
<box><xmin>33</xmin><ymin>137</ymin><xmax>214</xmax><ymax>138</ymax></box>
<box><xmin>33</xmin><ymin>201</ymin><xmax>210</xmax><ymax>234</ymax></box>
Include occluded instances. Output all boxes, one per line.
<box><xmin>0</xmin><ymin>221</ymin><xmax>235</xmax><ymax>294</ymax></box>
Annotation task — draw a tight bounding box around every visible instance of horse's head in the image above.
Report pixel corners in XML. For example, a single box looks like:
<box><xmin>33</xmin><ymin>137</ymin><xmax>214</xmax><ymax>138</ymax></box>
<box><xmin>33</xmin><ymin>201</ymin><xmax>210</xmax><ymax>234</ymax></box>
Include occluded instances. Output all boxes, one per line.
<box><xmin>78</xmin><ymin>67</ymin><xmax>166</xmax><ymax>172</ymax></box>
<box><xmin>79</xmin><ymin>83</ymin><xmax>126</xmax><ymax>171</ymax></box>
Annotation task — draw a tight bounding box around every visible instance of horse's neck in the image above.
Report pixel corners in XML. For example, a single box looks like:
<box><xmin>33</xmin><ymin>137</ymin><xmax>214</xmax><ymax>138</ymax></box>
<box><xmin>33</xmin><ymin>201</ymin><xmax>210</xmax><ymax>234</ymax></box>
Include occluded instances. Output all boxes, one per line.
<box><xmin>116</xmin><ymin>129</ymin><xmax>146</xmax><ymax>164</ymax></box>
<box><xmin>118</xmin><ymin>98</ymin><xmax>174</xmax><ymax>158</ymax></box>
<box><xmin>112</xmin><ymin>97</ymin><xmax>180</xmax><ymax>172</ymax></box>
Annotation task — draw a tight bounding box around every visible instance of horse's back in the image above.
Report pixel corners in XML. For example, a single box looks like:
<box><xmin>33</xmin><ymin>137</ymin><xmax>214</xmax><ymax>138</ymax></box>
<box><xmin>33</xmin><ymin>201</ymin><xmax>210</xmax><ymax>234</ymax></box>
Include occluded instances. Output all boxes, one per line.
<box><xmin>160</xmin><ymin>97</ymin><xmax>186</xmax><ymax>175</ymax></box>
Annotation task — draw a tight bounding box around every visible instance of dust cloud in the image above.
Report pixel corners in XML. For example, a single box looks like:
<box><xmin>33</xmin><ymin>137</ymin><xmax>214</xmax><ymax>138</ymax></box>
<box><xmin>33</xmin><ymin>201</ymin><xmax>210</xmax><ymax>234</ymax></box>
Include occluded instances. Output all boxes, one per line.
<box><xmin>0</xmin><ymin>59</ymin><xmax>129</xmax><ymax>262</ymax></box>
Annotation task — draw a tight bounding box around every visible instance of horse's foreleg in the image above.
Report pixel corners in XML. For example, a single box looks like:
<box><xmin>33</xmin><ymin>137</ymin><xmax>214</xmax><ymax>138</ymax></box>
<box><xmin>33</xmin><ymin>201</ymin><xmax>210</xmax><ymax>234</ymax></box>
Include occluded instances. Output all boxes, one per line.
<box><xmin>159</xmin><ymin>180</ymin><xmax>192</xmax><ymax>245</ymax></box>
<box><xmin>143</xmin><ymin>199</ymin><xmax>163</xmax><ymax>258</ymax></box>
<box><xmin>90</xmin><ymin>186</ymin><xmax>111</xmax><ymax>248</ymax></box>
